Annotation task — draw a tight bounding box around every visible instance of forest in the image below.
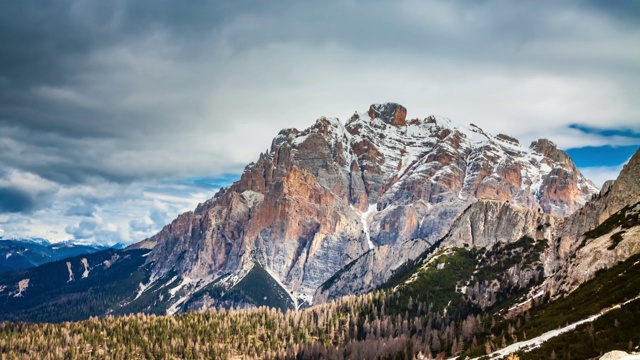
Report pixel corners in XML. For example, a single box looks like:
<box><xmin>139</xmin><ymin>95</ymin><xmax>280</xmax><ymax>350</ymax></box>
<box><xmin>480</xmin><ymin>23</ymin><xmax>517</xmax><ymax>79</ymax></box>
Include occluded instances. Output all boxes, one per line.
<box><xmin>1</xmin><ymin>249</ymin><xmax>638</xmax><ymax>359</ymax></box>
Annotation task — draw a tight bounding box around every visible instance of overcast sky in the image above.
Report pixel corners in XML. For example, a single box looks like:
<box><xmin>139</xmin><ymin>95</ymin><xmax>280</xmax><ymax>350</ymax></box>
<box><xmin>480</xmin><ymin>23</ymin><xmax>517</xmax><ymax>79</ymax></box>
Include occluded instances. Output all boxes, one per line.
<box><xmin>0</xmin><ymin>0</ymin><xmax>639</xmax><ymax>244</ymax></box>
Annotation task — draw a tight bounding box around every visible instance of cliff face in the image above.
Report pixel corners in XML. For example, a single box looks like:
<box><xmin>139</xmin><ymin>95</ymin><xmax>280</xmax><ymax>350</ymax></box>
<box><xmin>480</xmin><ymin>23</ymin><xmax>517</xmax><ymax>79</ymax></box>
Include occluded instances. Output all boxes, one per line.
<box><xmin>145</xmin><ymin>118</ymin><xmax>366</xmax><ymax>305</ymax></box>
<box><xmin>541</xmin><ymin>148</ymin><xmax>640</xmax><ymax>297</ymax></box>
<box><xmin>556</xmin><ymin>148</ymin><xmax>640</xmax><ymax>260</ymax></box>
<box><xmin>133</xmin><ymin>103</ymin><xmax>598</xmax><ymax>311</ymax></box>
<box><xmin>442</xmin><ymin>200</ymin><xmax>556</xmax><ymax>249</ymax></box>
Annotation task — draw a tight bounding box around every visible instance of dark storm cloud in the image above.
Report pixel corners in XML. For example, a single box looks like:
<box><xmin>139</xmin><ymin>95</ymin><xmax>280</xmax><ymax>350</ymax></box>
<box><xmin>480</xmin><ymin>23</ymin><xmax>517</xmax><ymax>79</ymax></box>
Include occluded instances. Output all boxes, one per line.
<box><xmin>0</xmin><ymin>187</ymin><xmax>35</xmax><ymax>213</ymax></box>
<box><xmin>1</xmin><ymin>0</ymin><xmax>638</xmax><ymax>169</ymax></box>
<box><xmin>583</xmin><ymin>0</ymin><xmax>640</xmax><ymax>25</ymax></box>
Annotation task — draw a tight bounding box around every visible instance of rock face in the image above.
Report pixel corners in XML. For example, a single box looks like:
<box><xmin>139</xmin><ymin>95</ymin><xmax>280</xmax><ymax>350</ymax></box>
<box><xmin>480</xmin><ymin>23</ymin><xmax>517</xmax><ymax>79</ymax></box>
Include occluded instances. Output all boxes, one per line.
<box><xmin>541</xmin><ymin>148</ymin><xmax>640</xmax><ymax>297</ymax></box>
<box><xmin>368</xmin><ymin>103</ymin><xmax>407</xmax><ymax>127</ymax></box>
<box><xmin>315</xmin><ymin>199</ymin><xmax>556</xmax><ymax>303</ymax></box>
<box><xmin>443</xmin><ymin>200</ymin><xmax>556</xmax><ymax>249</ymax></box>
<box><xmin>557</xmin><ymin>148</ymin><xmax>640</xmax><ymax>259</ymax></box>
<box><xmin>476</xmin><ymin>147</ymin><xmax>640</xmax><ymax>312</ymax></box>
<box><xmin>132</xmin><ymin>103</ymin><xmax>598</xmax><ymax>311</ymax></box>
<box><xmin>530</xmin><ymin>139</ymin><xmax>597</xmax><ymax>217</ymax></box>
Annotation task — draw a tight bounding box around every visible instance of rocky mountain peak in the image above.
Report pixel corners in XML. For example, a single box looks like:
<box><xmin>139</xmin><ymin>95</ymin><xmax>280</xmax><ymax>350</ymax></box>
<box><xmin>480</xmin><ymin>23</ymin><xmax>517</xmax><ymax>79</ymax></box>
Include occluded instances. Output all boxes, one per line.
<box><xmin>495</xmin><ymin>133</ymin><xmax>520</xmax><ymax>145</ymax></box>
<box><xmin>130</xmin><ymin>103</ymin><xmax>601</xmax><ymax>312</ymax></box>
<box><xmin>530</xmin><ymin>138</ymin><xmax>570</xmax><ymax>164</ymax></box>
<box><xmin>595</xmin><ymin>147</ymin><xmax>640</xmax><ymax>218</ymax></box>
<box><xmin>367</xmin><ymin>103</ymin><xmax>407</xmax><ymax>127</ymax></box>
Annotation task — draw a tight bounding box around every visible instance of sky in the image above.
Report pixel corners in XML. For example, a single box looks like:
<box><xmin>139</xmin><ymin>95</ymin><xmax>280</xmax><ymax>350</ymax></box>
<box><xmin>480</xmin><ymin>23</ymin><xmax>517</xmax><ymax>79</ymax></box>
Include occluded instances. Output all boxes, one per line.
<box><xmin>0</xmin><ymin>0</ymin><xmax>639</xmax><ymax>244</ymax></box>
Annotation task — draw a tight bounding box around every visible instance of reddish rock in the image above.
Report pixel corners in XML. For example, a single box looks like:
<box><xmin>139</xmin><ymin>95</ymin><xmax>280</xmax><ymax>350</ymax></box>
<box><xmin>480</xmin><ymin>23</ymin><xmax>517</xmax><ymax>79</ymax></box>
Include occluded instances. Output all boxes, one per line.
<box><xmin>368</xmin><ymin>103</ymin><xmax>407</xmax><ymax>127</ymax></box>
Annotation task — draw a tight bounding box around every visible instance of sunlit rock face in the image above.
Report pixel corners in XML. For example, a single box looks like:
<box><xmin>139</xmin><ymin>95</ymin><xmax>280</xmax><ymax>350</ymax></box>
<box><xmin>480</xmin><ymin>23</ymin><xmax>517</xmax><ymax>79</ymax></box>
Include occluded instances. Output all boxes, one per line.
<box><xmin>133</xmin><ymin>103</ymin><xmax>598</xmax><ymax>310</ymax></box>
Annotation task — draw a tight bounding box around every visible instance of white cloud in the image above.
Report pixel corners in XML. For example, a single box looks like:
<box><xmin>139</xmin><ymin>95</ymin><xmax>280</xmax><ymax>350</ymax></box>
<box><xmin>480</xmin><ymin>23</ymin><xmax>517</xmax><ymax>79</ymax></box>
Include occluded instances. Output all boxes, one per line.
<box><xmin>0</xmin><ymin>166</ymin><xmax>220</xmax><ymax>244</ymax></box>
<box><xmin>580</xmin><ymin>164</ymin><xmax>625</xmax><ymax>190</ymax></box>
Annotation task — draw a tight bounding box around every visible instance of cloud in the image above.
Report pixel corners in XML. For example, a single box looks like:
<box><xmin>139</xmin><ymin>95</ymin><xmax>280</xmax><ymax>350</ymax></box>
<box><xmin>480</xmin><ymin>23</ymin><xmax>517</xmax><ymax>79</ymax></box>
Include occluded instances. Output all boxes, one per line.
<box><xmin>0</xmin><ymin>167</ymin><xmax>226</xmax><ymax>244</ymax></box>
<box><xmin>568</xmin><ymin>124</ymin><xmax>640</xmax><ymax>139</ymax></box>
<box><xmin>2</xmin><ymin>1</ymin><xmax>638</xmax><ymax>185</ymax></box>
<box><xmin>0</xmin><ymin>187</ymin><xmax>34</xmax><ymax>213</ymax></box>
<box><xmin>1</xmin><ymin>1</ymin><xmax>638</xmax><ymax>243</ymax></box>
<box><xmin>580</xmin><ymin>164</ymin><xmax>625</xmax><ymax>190</ymax></box>
<box><xmin>64</xmin><ymin>199</ymin><xmax>98</xmax><ymax>217</ymax></box>
<box><xmin>65</xmin><ymin>220</ymin><xmax>98</xmax><ymax>240</ymax></box>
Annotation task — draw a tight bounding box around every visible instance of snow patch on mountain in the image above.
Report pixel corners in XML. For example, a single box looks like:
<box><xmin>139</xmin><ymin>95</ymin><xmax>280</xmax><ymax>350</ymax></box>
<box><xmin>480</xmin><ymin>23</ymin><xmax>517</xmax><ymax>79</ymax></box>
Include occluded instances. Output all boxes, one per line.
<box><xmin>361</xmin><ymin>204</ymin><xmax>378</xmax><ymax>250</ymax></box>
<box><xmin>471</xmin><ymin>294</ymin><xmax>640</xmax><ymax>359</ymax></box>
<box><xmin>508</xmin><ymin>290</ymin><xmax>544</xmax><ymax>311</ymax></box>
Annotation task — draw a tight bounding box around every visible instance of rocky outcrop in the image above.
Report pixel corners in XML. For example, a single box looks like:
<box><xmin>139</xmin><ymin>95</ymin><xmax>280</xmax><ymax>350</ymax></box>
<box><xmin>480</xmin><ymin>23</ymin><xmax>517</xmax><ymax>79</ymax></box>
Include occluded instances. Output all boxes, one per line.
<box><xmin>559</xmin><ymin>209</ymin><xmax>640</xmax><ymax>294</ymax></box>
<box><xmin>530</xmin><ymin>139</ymin><xmax>595</xmax><ymax>217</ymax></box>
<box><xmin>600</xmin><ymin>351</ymin><xmax>640</xmax><ymax>360</ymax></box>
<box><xmin>367</xmin><ymin>103</ymin><xmax>407</xmax><ymax>127</ymax></box>
<box><xmin>433</xmin><ymin>148</ymin><xmax>640</xmax><ymax>306</ymax></box>
<box><xmin>143</xmin><ymin>117</ymin><xmax>367</xmax><ymax>305</ymax></box>
<box><xmin>133</xmin><ymin>103</ymin><xmax>598</xmax><ymax>311</ymax></box>
<box><xmin>545</xmin><ymin>200</ymin><xmax>640</xmax><ymax>297</ymax></box>
<box><xmin>442</xmin><ymin>200</ymin><xmax>556</xmax><ymax>249</ymax></box>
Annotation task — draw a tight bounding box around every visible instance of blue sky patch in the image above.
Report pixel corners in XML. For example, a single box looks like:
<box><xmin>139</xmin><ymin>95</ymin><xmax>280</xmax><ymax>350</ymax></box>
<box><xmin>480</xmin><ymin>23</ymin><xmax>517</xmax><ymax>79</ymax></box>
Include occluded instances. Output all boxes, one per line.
<box><xmin>566</xmin><ymin>145</ymin><xmax>639</xmax><ymax>168</ymax></box>
<box><xmin>182</xmin><ymin>174</ymin><xmax>240</xmax><ymax>189</ymax></box>
<box><xmin>569</xmin><ymin>124</ymin><xmax>640</xmax><ymax>139</ymax></box>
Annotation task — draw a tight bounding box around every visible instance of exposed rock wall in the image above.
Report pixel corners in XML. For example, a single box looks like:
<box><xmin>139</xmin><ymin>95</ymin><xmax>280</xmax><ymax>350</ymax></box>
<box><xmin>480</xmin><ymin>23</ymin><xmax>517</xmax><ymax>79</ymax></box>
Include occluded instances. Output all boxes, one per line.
<box><xmin>543</xmin><ymin>148</ymin><xmax>640</xmax><ymax>295</ymax></box>
<box><xmin>443</xmin><ymin>200</ymin><xmax>555</xmax><ymax>249</ymax></box>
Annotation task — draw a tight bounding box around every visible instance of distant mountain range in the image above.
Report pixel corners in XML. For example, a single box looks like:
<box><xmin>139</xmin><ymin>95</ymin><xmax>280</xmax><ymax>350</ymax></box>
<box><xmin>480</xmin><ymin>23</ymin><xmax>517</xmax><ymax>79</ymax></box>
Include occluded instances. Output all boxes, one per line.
<box><xmin>0</xmin><ymin>238</ymin><xmax>110</xmax><ymax>273</ymax></box>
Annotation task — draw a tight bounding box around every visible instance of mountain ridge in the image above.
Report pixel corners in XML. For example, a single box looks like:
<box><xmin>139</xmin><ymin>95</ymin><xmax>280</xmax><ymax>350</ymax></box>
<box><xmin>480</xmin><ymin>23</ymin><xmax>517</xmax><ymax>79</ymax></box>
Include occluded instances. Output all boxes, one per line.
<box><xmin>0</xmin><ymin>238</ymin><xmax>110</xmax><ymax>273</ymax></box>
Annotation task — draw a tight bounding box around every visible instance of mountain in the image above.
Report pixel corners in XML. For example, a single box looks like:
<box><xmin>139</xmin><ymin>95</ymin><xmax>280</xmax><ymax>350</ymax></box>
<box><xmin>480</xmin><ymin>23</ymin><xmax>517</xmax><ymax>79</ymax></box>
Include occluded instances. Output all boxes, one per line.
<box><xmin>0</xmin><ymin>238</ymin><xmax>109</xmax><ymax>273</ymax></box>
<box><xmin>129</xmin><ymin>102</ymin><xmax>595</xmax><ymax>312</ymax></box>
<box><xmin>0</xmin><ymin>248</ymin><xmax>152</xmax><ymax>323</ymax></box>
